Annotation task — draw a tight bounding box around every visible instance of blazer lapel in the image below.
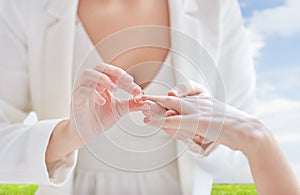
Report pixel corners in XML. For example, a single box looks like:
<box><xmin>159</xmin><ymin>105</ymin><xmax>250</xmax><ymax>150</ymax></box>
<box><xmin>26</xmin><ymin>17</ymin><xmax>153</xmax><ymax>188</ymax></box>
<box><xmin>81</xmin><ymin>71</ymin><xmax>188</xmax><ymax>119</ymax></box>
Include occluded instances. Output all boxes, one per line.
<box><xmin>40</xmin><ymin>0</ymin><xmax>78</xmax><ymax>119</ymax></box>
<box><xmin>170</xmin><ymin>1</ymin><xmax>221</xmax><ymax>195</ymax></box>
<box><xmin>169</xmin><ymin>2</ymin><xmax>198</xmax><ymax>195</ymax></box>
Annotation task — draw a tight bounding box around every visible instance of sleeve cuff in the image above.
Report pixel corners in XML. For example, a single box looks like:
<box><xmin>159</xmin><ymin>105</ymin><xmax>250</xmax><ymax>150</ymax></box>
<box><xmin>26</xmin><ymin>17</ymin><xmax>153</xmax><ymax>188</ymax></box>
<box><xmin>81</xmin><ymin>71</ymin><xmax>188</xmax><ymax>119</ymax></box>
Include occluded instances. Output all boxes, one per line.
<box><xmin>26</xmin><ymin>118</ymin><xmax>77</xmax><ymax>186</ymax></box>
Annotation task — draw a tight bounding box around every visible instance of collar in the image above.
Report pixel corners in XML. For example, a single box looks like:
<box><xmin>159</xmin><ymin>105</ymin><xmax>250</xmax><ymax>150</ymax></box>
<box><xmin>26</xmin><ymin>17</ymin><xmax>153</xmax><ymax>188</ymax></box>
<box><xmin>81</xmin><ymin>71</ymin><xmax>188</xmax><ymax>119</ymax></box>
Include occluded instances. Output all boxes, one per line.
<box><xmin>45</xmin><ymin>0</ymin><xmax>79</xmax><ymax>19</ymax></box>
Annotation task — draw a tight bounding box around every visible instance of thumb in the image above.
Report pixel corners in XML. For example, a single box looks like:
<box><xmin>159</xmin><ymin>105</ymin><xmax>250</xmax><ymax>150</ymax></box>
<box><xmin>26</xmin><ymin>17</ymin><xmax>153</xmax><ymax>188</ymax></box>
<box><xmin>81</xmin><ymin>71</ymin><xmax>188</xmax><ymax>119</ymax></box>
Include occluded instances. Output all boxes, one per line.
<box><xmin>168</xmin><ymin>80</ymin><xmax>207</xmax><ymax>97</ymax></box>
<box><xmin>116</xmin><ymin>98</ymin><xmax>141</xmax><ymax>116</ymax></box>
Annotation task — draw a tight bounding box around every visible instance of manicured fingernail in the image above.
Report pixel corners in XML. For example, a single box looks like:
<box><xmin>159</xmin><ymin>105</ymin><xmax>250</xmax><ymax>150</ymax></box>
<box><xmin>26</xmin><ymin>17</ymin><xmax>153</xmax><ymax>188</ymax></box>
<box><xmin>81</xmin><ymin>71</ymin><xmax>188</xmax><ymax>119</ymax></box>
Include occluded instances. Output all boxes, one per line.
<box><xmin>97</xmin><ymin>97</ymin><xmax>106</xmax><ymax>105</ymax></box>
<box><xmin>168</xmin><ymin>90</ymin><xmax>178</xmax><ymax>97</ymax></box>
<box><xmin>131</xmin><ymin>86</ymin><xmax>142</xmax><ymax>95</ymax></box>
<box><xmin>136</xmin><ymin>91</ymin><xmax>144</xmax><ymax>98</ymax></box>
<box><xmin>110</xmin><ymin>83</ymin><xmax>117</xmax><ymax>91</ymax></box>
<box><xmin>144</xmin><ymin>117</ymin><xmax>150</xmax><ymax>123</ymax></box>
<box><xmin>166</xmin><ymin>111</ymin><xmax>172</xmax><ymax>116</ymax></box>
<box><xmin>133</xmin><ymin>91</ymin><xmax>144</xmax><ymax>103</ymax></box>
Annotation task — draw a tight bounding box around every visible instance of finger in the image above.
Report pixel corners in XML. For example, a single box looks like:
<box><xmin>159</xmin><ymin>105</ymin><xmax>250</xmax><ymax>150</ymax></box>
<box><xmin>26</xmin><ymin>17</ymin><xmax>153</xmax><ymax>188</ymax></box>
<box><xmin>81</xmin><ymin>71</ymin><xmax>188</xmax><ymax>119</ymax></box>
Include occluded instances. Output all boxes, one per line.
<box><xmin>128</xmin><ymin>98</ymin><xmax>143</xmax><ymax>112</ymax></box>
<box><xmin>145</xmin><ymin>115</ymin><xmax>182</xmax><ymax>129</ymax></box>
<box><xmin>133</xmin><ymin>92</ymin><xmax>144</xmax><ymax>103</ymax></box>
<box><xmin>103</xmin><ymin>89</ymin><xmax>113</xmax><ymax>103</ymax></box>
<box><xmin>188</xmin><ymin>141</ymin><xmax>206</xmax><ymax>155</ymax></box>
<box><xmin>141</xmin><ymin>95</ymin><xmax>181</xmax><ymax>112</ymax></box>
<box><xmin>193</xmin><ymin>134</ymin><xmax>212</xmax><ymax>145</ymax></box>
<box><xmin>191</xmin><ymin>135</ymin><xmax>218</xmax><ymax>156</ymax></box>
<box><xmin>115</xmin><ymin>97</ymin><xmax>142</xmax><ymax>116</ymax></box>
<box><xmin>73</xmin><ymin>85</ymin><xmax>106</xmax><ymax>106</ymax></box>
<box><xmin>191</xmin><ymin>141</ymin><xmax>217</xmax><ymax>156</ymax></box>
<box><xmin>94</xmin><ymin>90</ymin><xmax>106</xmax><ymax>105</ymax></box>
<box><xmin>166</xmin><ymin>109</ymin><xmax>178</xmax><ymax>116</ymax></box>
<box><xmin>146</xmin><ymin>115</ymin><xmax>201</xmax><ymax>137</ymax></box>
<box><xmin>72</xmin><ymin>86</ymin><xmax>92</xmax><ymax>106</ymax></box>
<box><xmin>95</xmin><ymin>64</ymin><xmax>142</xmax><ymax>95</ymax></box>
<box><xmin>81</xmin><ymin>68</ymin><xmax>117</xmax><ymax>91</ymax></box>
<box><xmin>168</xmin><ymin>80</ymin><xmax>206</xmax><ymax>97</ymax></box>
<box><xmin>140</xmin><ymin>101</ymin><xmax>153</xmax><ymax>119</ymax></box>
<box><xmin>97</xmin><ymin>63</ymin><xmax>132</xmax><ymax>82</ymax></box>
<box><xmin>139</xmin><ymin>100</ymin><xmax>167</xmax><ymax>119</ymax></box>
<box><xmin>162</xmin><ymin>128</ymin><xmax>194</xmax><ymax>140</ymax></box>
<box><xmin>80</xmin><ymin>80</ymin><xmax>114</xmax><ymax>94</ymax></box>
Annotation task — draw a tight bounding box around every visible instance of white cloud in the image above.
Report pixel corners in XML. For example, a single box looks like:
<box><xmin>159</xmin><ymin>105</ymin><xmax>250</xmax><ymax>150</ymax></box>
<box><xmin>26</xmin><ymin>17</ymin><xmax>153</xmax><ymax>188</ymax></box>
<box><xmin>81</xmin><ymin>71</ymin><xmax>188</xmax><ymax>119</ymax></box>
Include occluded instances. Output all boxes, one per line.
<box><xmin>257</xmin><ymin>99</ymin><xmax>300</xmax><ymax>126</ymax></box>
<box><xmin>248</xmin><ymin>0</ymin><xmax>300</xmax><ymax>37</ymax></box>
<box><xmin>239</xmin><ymin>1</ymin><xmax>248</xmax><ymax>8</ymax></box>
<box><xmin>241</xmin><ymin>1</ymin><xmax>300</xmax><ymax>181</ymax></box>
<box><xmin>256</xmin><ymin>66</ymin><xmax>300</xmax><ymax>100</ymax></box>
<box><xmin>257</xmin><ymin>99</ymin><xmax>300</xmax><ymax>179</ymax></box>
<box><xmin>246</xmin><ymin>0</ymin><xmax>300</xmax><ymax>59</ymax></box>
<box><xmin>246</xmin><ymin>28</ymin><xmax>265</xmax><ymax>59</ymax></box>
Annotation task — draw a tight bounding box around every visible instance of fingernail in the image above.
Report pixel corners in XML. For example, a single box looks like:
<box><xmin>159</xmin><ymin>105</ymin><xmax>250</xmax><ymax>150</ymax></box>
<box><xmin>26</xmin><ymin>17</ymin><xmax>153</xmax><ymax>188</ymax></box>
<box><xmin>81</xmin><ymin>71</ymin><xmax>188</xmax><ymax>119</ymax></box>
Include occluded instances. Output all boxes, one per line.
<box><xmin>168</xmin><ymin>90</ymin><xmax>178</xmax><ymax>97</ymax></box>
<box><xmin>135</xmin><ymin>91</ymin><xmax>144</xmax><ymax>98</ymax></box>
<box><xmin>131</xmin><ymin>87</ymin><xmax>142</xmax><ymax>96</ymax></box>
<box><xmin>97</xmin><ymin>97</ymin><xmax>106</xmax><ymax>105</ymax></box>
<box><xmin>135</xmin><ymin>92</ymin><xmax>144</xmax><ymax>102</ymax></box>
<box><xmin>144</xmin><ymin>117</ymin><xmax>150</xmax><ymax>123</ymax></box>
<box><xmin>110</xmin><ymin>83</ymin><xmax>117</xmax><ymax>91</ymax></box>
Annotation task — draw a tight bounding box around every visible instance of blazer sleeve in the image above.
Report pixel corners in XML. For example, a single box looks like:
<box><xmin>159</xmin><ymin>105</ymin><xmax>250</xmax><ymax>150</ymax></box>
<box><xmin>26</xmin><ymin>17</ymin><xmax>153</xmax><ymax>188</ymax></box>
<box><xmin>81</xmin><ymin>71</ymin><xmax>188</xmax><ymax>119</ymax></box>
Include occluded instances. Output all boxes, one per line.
<box><xmin>216</xmin><ymin>0</ymin><xmax>256</xmax><ymax>114</ymax></box>
<box><xmin>0</xmin><ymin>0</ymin><xmax>77</xmax><ymax>185</ymax></box>
<box><xmin>193</xmin><ymin>0</ymin><xmax>256</xmax><ymax>183</ymax></box>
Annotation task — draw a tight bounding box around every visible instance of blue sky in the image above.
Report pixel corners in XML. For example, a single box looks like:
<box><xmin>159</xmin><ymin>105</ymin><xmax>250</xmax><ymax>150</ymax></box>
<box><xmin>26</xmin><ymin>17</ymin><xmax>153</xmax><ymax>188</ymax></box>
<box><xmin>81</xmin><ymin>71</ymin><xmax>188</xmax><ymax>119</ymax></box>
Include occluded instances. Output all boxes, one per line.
<box><xmin>238</xmin><ymin>0</ymin><xmax>300</xmax><ymax>180</ymax></box>
<box><xmin>239</xmin><ymin>0</ymin><xmax>300</xmax><ymax>101</ymax></box>
<box><xmin>239</xmin><ymin>0</ymin><xmax>285</xmax><ymax>17</ymax></box>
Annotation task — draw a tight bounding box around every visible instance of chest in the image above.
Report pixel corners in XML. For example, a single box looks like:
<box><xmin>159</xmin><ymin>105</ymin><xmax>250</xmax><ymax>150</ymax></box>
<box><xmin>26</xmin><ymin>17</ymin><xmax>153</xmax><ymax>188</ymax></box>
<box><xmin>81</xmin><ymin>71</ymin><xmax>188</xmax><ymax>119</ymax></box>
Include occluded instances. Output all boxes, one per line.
<box><xmin>78</xmin><ymin>0</ymin><xmax>170</xmax><ymax>88</ymax></box>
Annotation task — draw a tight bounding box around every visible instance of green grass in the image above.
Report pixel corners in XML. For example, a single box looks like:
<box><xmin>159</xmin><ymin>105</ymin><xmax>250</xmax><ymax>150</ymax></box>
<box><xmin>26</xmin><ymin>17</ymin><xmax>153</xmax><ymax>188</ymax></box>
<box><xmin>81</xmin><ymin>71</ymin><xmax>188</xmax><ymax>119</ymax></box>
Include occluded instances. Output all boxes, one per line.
<box><xmin>0</xmin><ymin>184</ymin><xmax>38</xmax><ymax>195</ymax></box>
<box><xmin>0</xmin><ymin>184</ymin><xmax>256</xmax><ymax>195</ymax></box>
<box><xmin>212</xmin><ymin>184</ymin><xmax>257</xmax><ymax>195</ymax></box>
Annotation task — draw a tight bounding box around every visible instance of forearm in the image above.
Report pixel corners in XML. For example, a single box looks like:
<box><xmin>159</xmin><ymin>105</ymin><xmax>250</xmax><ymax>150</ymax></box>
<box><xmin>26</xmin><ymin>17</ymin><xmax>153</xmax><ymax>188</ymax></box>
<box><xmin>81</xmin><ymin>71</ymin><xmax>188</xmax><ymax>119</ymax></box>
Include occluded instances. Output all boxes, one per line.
<box><xmin>46</xmin><ymin>119</ymin><xmax>81</xmax><ymax>165</ymax></box>
<box><xmin>243</xmin><ymin>126</ymin><xmax>300</xmax><ymax>195</ymax></box>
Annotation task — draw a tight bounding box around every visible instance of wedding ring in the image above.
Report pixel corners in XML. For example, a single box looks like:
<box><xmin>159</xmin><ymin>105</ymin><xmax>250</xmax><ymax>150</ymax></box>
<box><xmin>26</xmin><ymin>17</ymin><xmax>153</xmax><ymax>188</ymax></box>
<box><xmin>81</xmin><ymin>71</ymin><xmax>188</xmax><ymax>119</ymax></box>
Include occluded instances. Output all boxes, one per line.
<box><xmin>133</xmin><ymin>91</ymin><xmax>144</xmax><ymax>103</ymax></box>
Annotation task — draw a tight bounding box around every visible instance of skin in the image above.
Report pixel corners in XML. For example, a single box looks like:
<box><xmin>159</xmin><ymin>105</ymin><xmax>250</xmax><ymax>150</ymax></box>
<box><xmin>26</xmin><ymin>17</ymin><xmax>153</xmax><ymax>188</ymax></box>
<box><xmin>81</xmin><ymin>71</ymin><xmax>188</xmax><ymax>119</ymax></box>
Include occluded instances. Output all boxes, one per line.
<box><xmin>140</xmin><ymin>81</ymin><xmax>300</xmax><ymax>195</ymax></box>
<box><xmin>46</xmin><ymin>64</ymin><xmax>142</xmax><ymax>164</ymax></box>
<box><xmin>45</xmin><ymin>1</ymin><xmax>300</xmax><ymax>193</ymax></box>
<box><xmin>46</xmin><ymin>0</ymin><xmax>170</xmax><ymax>165</ymax></box>
<box><xmin>78</xmin><ymin>0</ymin><xmax>170</xmax><ymax>88</ymax></box>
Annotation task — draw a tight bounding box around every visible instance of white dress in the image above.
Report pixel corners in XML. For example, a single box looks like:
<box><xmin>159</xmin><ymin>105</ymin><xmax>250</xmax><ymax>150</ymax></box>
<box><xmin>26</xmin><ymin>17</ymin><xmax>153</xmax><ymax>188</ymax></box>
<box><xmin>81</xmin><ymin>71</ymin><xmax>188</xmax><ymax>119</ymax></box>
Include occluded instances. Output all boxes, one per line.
<box><xmin>72</xmin><ymin>20</ymin><xmax>182</xmax><ymax>195</ymax></box>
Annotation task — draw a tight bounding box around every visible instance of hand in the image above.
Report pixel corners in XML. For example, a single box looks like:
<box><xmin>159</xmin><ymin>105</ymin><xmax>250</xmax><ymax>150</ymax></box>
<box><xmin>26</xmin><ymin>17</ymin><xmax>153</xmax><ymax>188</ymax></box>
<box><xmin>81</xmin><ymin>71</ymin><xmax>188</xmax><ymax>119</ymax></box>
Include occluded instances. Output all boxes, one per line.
<box><xmin>139</xmin><ymin>80</ymin><xmax>214</xmax><ymax>155</ymax></box>
<box><xmin>168</xmin><ymin>80</ymin><xmax>219</xmax><ymax>154</ymax></box>
<box><xmin>71</xmin><ymin>63</ymin><xmax>142</xmax><ymax>147</ymax></box>
<box><xmin>140</xmin><ymin>82</ymin><xmax>258</xmax><ymax>155</ymax></box>
<box><xmin>168</xmin><ymin>80</ymin><xmax>204</xmax><ymax>97</ymax></box>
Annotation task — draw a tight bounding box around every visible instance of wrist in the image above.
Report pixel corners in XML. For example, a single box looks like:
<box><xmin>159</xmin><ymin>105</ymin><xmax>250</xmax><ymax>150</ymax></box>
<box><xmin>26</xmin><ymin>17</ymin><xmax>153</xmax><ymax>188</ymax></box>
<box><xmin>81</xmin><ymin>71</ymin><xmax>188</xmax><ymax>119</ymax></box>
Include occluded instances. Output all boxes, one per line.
<box><xmin>62</xmin><ymin>119</ymin><xmax>85</xmax><ymax>149</ymax></box>
<box><xmin>239</xmin><ymin>116</ymin><xmax>271</xmax><ymax>157</ymax></box>
<box><xmin>46</xmin><ymin>119</ymin><xmax>81</xmax><ymax>165</ymax></box>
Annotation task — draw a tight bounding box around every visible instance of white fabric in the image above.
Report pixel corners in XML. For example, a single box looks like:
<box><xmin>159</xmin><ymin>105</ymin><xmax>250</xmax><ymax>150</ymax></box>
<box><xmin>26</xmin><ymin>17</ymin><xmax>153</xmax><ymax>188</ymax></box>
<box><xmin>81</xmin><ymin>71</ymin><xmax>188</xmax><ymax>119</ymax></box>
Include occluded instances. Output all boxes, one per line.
<box><xmin>73</xmin><ymin>20</ymin><xmax>181</xmax><ymax>195</ymax></box>
<box><xmin>0</xmin><ymin>0</ymin><xmax>256</xmax><ymax>195</ymax></box>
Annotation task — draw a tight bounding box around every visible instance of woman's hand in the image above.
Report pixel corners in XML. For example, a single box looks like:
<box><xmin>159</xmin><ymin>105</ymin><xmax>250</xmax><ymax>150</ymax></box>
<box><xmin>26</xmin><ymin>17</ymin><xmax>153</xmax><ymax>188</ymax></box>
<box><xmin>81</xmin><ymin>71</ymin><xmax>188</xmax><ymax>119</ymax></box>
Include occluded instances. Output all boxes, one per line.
<box><xmin>46</xmin><ymin>64</ymin><xmax>141</xmax><ymax>164</ymax></box>
<box><xmin>71</xmin><ymin>64</ymin><xmax>142</xmax><ymax>146</ymax></box>
<box><xmin>140</xmin><ymin>81</ymin><xmax>264</xmax><ymax>155</ymax></box>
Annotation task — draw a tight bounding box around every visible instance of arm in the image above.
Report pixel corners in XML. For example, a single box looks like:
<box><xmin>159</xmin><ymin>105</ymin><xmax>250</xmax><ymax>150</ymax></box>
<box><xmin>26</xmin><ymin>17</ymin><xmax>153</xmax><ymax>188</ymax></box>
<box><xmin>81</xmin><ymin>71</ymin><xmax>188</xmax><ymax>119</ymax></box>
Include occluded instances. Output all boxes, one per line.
<box><xmin>0</xmin><ymin>0</ymin><xmax>141</xmax><ymax>184</ymax></box>
<box><xmin>217</xmin><ymin>0</ymin><xmax>256</xmax><ymax>113</ymax></box>
<box><xmin>243</xmin><ymin>124</ymin><xmax>300</xmax><ymax>195</ymax></box>
<box><xmin>140</xmin><ymin>91</ymin><xmax>300</xmax><ymax>195</ymax></box>
<box><xmin>191</xmin><ymin>0</ymin><xmax>256</xmax><ymax>182</ymax></box>
<box><xmin>46</xmin><ymin>69</ymin><xmax>142</xmax><ymax>165</ymax></box>
<box><xmin>0</xmin><ymin>0</ymin><xmax>77</xmax><ymax>185</ymax></box>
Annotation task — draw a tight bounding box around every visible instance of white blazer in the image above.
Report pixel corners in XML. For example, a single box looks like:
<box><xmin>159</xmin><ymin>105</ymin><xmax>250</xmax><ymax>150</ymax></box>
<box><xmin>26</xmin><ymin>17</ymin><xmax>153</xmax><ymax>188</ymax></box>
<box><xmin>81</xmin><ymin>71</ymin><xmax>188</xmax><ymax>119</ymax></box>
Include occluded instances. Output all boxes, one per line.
<box><xmin>0</xmin><ymin>0</ymin><xmax>256</xmax><ymax>194</ymax></box>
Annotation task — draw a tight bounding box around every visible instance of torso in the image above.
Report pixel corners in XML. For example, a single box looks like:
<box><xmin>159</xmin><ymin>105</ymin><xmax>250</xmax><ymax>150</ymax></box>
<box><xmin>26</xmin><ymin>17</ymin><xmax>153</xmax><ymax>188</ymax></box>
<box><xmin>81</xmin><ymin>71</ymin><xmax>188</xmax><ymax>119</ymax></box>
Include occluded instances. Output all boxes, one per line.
<box><xmin>75</xmin><ymin>2</ymin><xmax>181</xmax><ymax>194</ymax></box>
<box><xmin>78</xmin><ymin>0</ymin><xmax>170</xmax><ymax>88</ymax></box>
<box><xmin>74</xmin><ymin>5</ymin><xmax>181</xmax><ymax>193</ymax></box>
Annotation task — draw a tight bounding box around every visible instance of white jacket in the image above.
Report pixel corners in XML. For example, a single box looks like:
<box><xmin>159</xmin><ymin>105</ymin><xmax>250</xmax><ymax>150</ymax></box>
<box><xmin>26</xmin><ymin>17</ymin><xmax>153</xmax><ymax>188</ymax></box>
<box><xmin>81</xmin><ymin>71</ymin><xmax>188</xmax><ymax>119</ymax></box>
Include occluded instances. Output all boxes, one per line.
<box><xmin>0</xmin><ymin>0</ymin><xmax>256</xmax><ymax>194</ymax></box>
